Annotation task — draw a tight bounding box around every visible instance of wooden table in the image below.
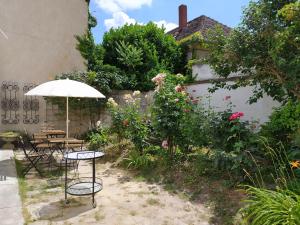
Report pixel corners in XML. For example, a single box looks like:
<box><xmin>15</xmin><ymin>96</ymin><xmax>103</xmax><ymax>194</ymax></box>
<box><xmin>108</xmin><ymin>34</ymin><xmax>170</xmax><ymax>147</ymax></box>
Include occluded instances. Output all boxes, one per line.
<box><xmin>48</xmin><ymin>138</ymin><xmax>85</xmax><ymax>152</ymax></box>
<box><xmin>42</xmin><ymin>130</ymin><xmax>66</xmax><ymax>137</ymax></box>
<box><xmin>48</xmin><ymin>138</ymin><xmax>83</xmax><ymax>144</ymax></box>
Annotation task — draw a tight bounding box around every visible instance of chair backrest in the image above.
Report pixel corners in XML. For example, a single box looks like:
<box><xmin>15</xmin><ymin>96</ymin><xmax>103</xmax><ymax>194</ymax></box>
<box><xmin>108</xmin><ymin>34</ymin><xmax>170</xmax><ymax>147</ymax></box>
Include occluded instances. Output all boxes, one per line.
<box><xmin>63</xmin><ymin>140</ymin><xmax>84</xmax><ymax>151</ymax></box>
<box><xmin>18</xmin><ymin>136</ymin><xmax>31</xmax><ymax>158</ymax></box>
<box><xmin>33</xmin><ymin>133</ymin><xmax>47</xmax><ymax>141</ymax></box>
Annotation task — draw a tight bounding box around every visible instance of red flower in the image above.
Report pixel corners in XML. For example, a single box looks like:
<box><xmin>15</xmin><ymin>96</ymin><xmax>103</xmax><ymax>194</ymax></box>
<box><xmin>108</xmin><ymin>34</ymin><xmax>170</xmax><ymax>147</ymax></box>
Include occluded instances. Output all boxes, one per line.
<box><xmin>175</xmin><ymin>85</ymin><xmax>183</xmax><ymax>92</ymax></box>
<box><xmin>192</xmin><ymin>99</ymin><xmax>199</xmax><ymax>104</ymax></box>
<box><xmin>224</xmin><ymin>96</ymin><xmax>231</xmax><ymax>100</ymax></box>
<box><xmin>229</xmin><ymin>112</ymin><xmax>244</xmax><ymax>121</ymax></box>
<box><xmin>162</xmin><ymin>140</ymin><xmax>168</xmax><ymax>149</ymax></box>
<box><xmin>123</xmin><ymin>119</ymin><xmax>129</xmax><ymax>126</ymax></box>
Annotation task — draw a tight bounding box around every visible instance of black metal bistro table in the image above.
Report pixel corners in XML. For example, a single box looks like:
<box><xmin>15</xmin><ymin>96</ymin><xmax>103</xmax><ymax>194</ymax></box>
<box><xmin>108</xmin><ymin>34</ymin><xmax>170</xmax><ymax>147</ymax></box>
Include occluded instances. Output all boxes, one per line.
<box><xmin>64</xmin><ymin>151</ymin><xmax>104</xmax><ymax>207</ymax></box>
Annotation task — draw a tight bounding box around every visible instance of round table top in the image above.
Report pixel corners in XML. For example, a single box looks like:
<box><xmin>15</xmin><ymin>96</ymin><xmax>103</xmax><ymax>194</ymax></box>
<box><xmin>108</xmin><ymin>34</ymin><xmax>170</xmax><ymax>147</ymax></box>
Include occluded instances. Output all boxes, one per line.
<box><xmin>64</xmin><ymin>151</ymin><xmax>104</xmax><ymax>160</ymax></box>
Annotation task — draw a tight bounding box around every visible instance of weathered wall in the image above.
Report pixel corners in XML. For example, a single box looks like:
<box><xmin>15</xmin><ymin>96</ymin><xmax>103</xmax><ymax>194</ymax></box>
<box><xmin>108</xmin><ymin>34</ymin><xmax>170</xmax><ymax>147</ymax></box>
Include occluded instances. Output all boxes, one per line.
<box><xmin>0</xmin><ymin>0</ymin><xmax>88</xmax><ymax>134</ymax></box>
<box><xmin>186</xmin><ymin>83</ymin><xmax>280</xmax><ymax>124</ymax></box>
<box><xmin>189</xmin><ymin>49</ymin><xmax>280</xmax><ymax>124</ymax></box>
<box><xmin>45</xmin><ymin>82</ymin><xmax>279</xmax><ymax>137</ymax></box>
<box><xmin>45</xmin><ymin>90</ymin><xmax>153</xmax><ymax>136</ymax></box>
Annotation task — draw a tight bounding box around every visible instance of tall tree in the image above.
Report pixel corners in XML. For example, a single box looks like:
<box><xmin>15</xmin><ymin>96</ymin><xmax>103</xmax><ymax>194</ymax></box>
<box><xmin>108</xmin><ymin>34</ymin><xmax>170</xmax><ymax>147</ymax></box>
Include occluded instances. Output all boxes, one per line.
<box><xmin>206</xmin><ymin>0</ymin><xmax>300</xmax><ymax>103</ymax></box>
<box><xmin>102</xmin><ymin>23</ymin><xmax>187</xmax><ymax>91</ymax></box>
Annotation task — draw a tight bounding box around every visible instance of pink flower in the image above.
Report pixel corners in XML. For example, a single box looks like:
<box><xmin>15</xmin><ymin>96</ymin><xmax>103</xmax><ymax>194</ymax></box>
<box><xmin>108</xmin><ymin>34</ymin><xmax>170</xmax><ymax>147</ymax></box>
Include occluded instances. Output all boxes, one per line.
<box><xmin>123</xmin><ymin>119</ymin><xmax>129</xmax><ymax>126</ymax></box>
<box><xmin>192</xmin><ymin>99</ymin><xmax>199</xmax><ymax>104</ymax></box>
<box><xmin>184</xmin><ymin>109</ymin><xmax>190</xmax><ymax>113</ymax></box>
<box><xmin>229</xmin><ymin>112</ymin><xmax>244</xmax><ymax>121</ymax></box>
<box><xmin>151</xmin><ymin>73</ymin><xmax>166</xmax><ymax>86</ymax></box>
<box><xmin>224</xmin><ymin>96</ymin><xmax>231</xmax><ymax>101</ymax></box>
<box><xmin>175</xmin><ymin>85</ymin><xmax>183</xmax><ymax>92</ymax></box>
<box><xmin>175</xmin><ymin>98</ymin><xmax>179</xmax><ymax>103</ymax></box>
<box><xmin>162</xmin><ymin>140</ymin><xmax>168</xmax><ymax>149</ymax></box>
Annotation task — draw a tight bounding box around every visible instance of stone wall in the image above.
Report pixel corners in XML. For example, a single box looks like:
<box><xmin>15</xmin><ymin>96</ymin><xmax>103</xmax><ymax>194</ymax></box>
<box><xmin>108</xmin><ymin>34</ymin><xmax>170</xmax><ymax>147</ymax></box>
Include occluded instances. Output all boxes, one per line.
<box><xmin>41</xmin><ymin>82</ymin><xmax>279</xmax><ymax>137</ymax></box>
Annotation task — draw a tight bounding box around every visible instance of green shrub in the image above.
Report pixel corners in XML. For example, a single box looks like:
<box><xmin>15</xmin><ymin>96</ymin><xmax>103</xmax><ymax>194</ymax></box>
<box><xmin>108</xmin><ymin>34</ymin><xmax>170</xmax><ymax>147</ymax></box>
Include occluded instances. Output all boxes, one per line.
<box><xmin>107</xmin><ymin>92</ymin><xmax>149</xmax><ymax>153</ymax></box>
<box><xmin>180</xmin><ymin>104</ymin><xmax>213</xmax><ymax>149</ymax></box>
<box><xmin>124</xmin><ymin>150</ymin><xmax>154</xmax><ymax>169</ymax></box>
<box><xmin>102</xmin><ymin>23</ymin><xmax>187</xmax><ymax>91</ymax></box>
<box><xmin>87</xmin><ymin>127</ymin><xmax>109</xmax><ymax>151</ymax></box>
<box><xmin>151</xmin><ymin>73</ymin><xmax>192</xmax><ymax>156</ymax></box>
<box><xmin>241</xmin><ymin>186</ymin><xmax>300</xmax><ymax>225</ymax></box>
<box><xmin>261</xmin><ymin>100</ymin><xmax>300</xmax><ymax>148</ymax></box>
<box><xmin>208</xmin><ymin>105</ymin><xmax>259</xmax><ymax>179</ymax></box>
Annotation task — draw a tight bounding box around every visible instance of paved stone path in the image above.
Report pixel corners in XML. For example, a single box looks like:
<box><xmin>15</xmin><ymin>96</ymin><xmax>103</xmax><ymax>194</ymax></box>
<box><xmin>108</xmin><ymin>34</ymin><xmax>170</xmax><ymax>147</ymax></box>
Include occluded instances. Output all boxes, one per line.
<box><xmin>0</xmin><ymin>149</ymin><xmax>24</xmax><ymax>225</ymax></box>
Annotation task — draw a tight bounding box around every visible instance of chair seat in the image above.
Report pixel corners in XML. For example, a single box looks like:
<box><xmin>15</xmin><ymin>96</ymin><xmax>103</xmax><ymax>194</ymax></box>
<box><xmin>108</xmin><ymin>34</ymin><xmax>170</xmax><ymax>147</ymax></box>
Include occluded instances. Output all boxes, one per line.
<box><xmin>36</xmin><ymin>143</ymin><xmax>49</xmax><ymax>148</ymax></box>
<box><xmin>28</xmin><ymin>153</ymin><xmax>43</xmax><ymax>158</ymax></box>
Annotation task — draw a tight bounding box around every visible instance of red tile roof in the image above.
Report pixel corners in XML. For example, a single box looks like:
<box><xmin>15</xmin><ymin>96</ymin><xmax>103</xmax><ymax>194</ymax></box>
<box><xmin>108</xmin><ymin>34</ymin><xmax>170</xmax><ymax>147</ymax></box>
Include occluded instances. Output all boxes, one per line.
<box><xmin>167</xmin><ymin>15</ymin><xmax>231</xmax><ymax>41</ymax></box>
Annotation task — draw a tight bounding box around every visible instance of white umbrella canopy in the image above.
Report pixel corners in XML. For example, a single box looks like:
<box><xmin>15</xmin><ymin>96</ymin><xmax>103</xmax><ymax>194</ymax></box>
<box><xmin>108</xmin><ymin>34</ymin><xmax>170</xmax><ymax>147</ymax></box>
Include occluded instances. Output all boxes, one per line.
<box><xmin>25</xmin><ymin>79</ymin><xmax>105</xmax><ymax>98</ymax></box>
<box><xmin>25</xmin><ymin>79</ymin><xmax>105</xmax><ymax>149</ymax></box>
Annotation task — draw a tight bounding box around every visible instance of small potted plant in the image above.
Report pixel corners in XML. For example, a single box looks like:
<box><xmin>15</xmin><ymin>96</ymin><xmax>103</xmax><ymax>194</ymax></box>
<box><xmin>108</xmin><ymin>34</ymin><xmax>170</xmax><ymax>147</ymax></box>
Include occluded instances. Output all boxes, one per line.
<box><xmin>0</xmin><ymin>131</ymin><xmax>20</xmax><ymax>149</ymax></box>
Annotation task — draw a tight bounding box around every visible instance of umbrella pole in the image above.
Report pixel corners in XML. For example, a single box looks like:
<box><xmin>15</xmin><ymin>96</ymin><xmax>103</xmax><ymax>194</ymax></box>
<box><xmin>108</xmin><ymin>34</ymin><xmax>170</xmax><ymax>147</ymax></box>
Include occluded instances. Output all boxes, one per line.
<box><xmin>66</xmin><ymin>97</ymin><xmax>69</xmax><ymax>151</ymax></box>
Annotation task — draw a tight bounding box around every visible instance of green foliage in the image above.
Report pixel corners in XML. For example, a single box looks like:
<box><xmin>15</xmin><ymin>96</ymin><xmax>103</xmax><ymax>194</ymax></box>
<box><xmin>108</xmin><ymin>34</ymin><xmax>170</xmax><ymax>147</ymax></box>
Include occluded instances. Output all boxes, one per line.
<box><xmin>209</xmin><ymin>106</ymin><xmax>259</xmax><ymax>178</ymax></box>
<box><xmin>102</xmin><ymin>23</ymin><xmax>187</xmax><ymax>91</ymax></box>
<box><xmin>180</xmin><ymin>104</ymin><xmax>213</xmax><ymax>148</ymax></box>
<box><xmin>76</xmin><ymin>32</ymin><xmax>105</xmax><ymax>71</ymax></box>
<box><xmin>87</xmin><ymin>127</ymin><xmax>109</xmax><ymax>150</ymax></box>
<box><xmin>261</xmin><ymin>100</ymin><xmax>300</xmax><ymax>147</ymax></box>
<box><xmin>125</xmin><ymin>150</ymin><xmax>154</xmax><ymax>169</ymax></box>
<box><xmin>151</xmin><ymin>73</ymin><xmax>192</xmax><ymax>155</ymax></box>
<box><xmin>107</xmin><ymin>92</ymin><xmax>149</xmax><ymax>153</ymax></box>
<box><xmin>241</xmin><ymin>187</ymin><xmax>300</xmax><ymax>225</ymax></box>
<box><xmin>206</xmin><ymin>0</ymin><xmax>300</xmax><ymax>102</ymax></box>
<box><xmin>116</xmin><ymin>41</ymin><xmax>143</xmax><ymax>71</ymax></box>
<box><xmin>240</xmin><ymin>138</ymin><xmax>300</xmax><ymax>224</ymax></box>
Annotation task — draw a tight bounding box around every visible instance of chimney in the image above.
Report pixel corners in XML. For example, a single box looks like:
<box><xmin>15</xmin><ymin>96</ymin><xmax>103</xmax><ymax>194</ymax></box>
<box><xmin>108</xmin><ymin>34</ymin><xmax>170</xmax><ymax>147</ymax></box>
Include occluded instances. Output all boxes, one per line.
<box><xmin>179</xmin><ymin>4</ymin><xmax>187</xmax><ymax>29</ymax></box>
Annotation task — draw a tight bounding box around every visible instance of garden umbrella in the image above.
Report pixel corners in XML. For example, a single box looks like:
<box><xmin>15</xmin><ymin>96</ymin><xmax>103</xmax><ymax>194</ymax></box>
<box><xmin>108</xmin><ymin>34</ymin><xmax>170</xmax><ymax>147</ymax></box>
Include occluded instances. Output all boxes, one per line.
<box><xmin>25</xmin><ymin>79</ymin><xmax>105</xmax><ymax>149</ymax></box>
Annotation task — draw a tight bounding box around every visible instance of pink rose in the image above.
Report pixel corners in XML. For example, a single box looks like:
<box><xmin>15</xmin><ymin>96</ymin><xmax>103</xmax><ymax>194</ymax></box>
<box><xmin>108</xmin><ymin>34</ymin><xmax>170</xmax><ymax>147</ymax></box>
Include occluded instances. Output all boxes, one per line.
<box><xmin>192</xmin><ymin>99</ymin><xmax>199</xmax><ymax>104</ymax></box>
<box><xmin>175</xmin><ymin>85</ymin><xmax>183</xmax><ymax>92</ymax></box>
<box><xmin>229</xmin><ymin>112</ymin><xmax>244</xmax><ymax>121</ymax></box>
<box><xmin>162</xmin><ymin>140</ymin><xmax>168</xmax><ymax>149</ymax></box>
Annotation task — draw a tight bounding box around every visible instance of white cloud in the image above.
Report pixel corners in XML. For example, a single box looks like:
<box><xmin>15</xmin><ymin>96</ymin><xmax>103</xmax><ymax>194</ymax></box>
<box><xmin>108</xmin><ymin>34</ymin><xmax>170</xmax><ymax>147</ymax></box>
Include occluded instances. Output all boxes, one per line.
<box><xmin>104</xmin><ymin>11</ymin><xmax>136</xmax><ymax>30</ymax></box>
<box><xmin>94</xmin><ymin>0</ymin><xmax>177</xmax><ymax>33</ymax></box>
<box><xmin>94</xmin><ymin>0</ymin><xmax>152</xmax><ymax>13</ymax></box>
<box><xmin>154</xmin><ymin>20</ymin><xmax>178</xmax><ymax>32</ymax></box>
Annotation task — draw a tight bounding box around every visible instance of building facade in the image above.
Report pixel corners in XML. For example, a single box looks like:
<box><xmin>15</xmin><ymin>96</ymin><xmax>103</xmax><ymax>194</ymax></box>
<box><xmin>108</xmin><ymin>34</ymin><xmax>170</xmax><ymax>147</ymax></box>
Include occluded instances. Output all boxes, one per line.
<box><xmin>0</xmin><ymin>0</ymin><xmax>88</xmax><ymax>133</ymax></box>
<box><xmin>168</xmin><ymin>5</ymin><xmax>279</xmax><ymax>123</ymax></box>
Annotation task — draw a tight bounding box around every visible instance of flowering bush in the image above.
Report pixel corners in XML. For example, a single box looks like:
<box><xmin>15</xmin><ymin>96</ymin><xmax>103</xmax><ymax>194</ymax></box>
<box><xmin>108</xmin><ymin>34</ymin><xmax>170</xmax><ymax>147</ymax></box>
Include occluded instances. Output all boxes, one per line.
<box><xmin>229</xmin><ymin>112</ymin><xmax>244</xmax><ymax>121</ymax></box>
<box><xmin>210</xmin><ymin>106</ymin><xmax>259</xmax><ymax>178</ymax></box>
<box><xmin>107</xmin><ymin>92</ymin><xmax>149</xmax><ymax>153</ymax></box>
<box><xmin>85</xmin><ymin>120</ymin><xmax>110</xmax><ymax>151</ymax></box>
<box><xmin>151</xmin><ymin>73</ymin><xmax>193</xmax><ymax>156</ymax></box>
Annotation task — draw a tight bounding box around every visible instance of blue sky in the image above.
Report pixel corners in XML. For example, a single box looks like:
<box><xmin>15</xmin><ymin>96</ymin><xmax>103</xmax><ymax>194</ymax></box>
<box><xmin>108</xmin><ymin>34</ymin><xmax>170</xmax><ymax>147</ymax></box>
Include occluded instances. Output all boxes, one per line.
<box><xmin>90</xmin><ymin>0</ymin><xmax>251</xmax><ymax>43</ymax></box>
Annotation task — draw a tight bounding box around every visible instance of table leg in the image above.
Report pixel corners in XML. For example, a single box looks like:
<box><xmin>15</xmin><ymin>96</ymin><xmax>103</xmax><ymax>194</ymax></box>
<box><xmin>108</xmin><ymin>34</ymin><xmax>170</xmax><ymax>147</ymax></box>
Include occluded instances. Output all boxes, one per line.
<box><xmin>92</xmin><ymin>158</ymin><xmax>96</xmax><ymax>207</ymax></box>
<box><xmin>65</xmin><ymin>157</ymin><xmax>68</xmax><ymax>204</ymax></box>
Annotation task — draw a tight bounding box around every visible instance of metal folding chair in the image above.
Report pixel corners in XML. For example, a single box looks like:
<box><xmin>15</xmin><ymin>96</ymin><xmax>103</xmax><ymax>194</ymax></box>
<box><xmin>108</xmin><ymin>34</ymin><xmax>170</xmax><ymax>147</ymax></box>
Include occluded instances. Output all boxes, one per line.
<box><xmin>19</xmin><ymin>136</ymin><xmax>45</xmax><ymax>176</ymax></box>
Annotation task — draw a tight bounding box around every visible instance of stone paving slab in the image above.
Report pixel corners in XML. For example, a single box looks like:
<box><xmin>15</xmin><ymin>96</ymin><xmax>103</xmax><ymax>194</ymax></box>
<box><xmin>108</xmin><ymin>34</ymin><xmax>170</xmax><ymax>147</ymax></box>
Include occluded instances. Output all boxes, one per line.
<box><xmin>0</xmin><ymin>149</ymin><xmax>24</xmax><ymax>225</ymax></box>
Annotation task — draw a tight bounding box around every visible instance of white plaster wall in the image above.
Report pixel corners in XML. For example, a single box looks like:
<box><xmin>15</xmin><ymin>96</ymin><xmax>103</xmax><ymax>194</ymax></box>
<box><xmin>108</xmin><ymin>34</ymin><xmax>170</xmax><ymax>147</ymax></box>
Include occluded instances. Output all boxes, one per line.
<box><xmin>192</xmin><ymin>64</ymin><xmax>242</xmax><ymax>81</ymax></box>
<box><xmin>0</xmin><ymin>0</ymin><xmax>88</xmax><ymax>134</ymax></box>
<box><xmin>186</xmin><ymin>82</ymin><xmax>281</xmax><ymax>124</ymax></box>
<box><xmin>189</xmin><ymin>48</ymin><xmax>280</xmax><ymax>124</ymax></box>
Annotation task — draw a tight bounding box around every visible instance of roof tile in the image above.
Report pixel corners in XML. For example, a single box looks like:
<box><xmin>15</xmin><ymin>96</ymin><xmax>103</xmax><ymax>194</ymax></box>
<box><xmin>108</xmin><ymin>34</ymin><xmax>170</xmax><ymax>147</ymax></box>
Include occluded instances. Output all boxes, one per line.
<box><xmin>167</xmin><ymin>15</ymin><xmax>231</xmax><ymax>40</ymax></box>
